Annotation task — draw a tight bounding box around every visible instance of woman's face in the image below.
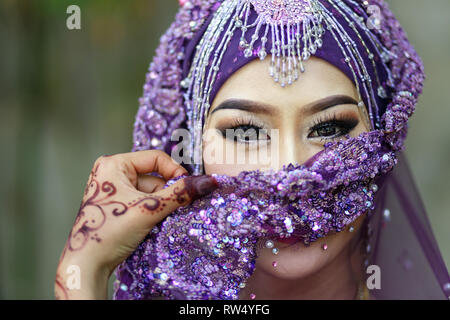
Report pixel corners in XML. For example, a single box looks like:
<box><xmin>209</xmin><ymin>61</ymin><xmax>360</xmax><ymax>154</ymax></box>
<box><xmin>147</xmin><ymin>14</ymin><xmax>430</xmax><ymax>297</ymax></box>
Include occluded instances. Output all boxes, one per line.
<box><xmin>202</xmin><ymin>56</ymin><xmax>369</xmax><ymax>282</ymax></box>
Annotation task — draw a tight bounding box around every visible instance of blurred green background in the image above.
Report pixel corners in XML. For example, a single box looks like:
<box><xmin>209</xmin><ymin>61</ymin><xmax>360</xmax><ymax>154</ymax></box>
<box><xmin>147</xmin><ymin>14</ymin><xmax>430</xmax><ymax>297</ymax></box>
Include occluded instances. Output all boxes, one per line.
<box><xmin>0</xmin><ymin>0</ymin><xmax>449</xmax><ymax>299</ymax></box>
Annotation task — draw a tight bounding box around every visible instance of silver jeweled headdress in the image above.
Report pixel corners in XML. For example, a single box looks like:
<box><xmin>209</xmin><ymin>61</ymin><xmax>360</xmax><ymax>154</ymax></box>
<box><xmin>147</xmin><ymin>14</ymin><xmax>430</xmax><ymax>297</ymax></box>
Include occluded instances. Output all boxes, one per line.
<box><xmin>182</xmin><ymin>0</ymin><xmax>395</xmax><ymax>173</ymax></box>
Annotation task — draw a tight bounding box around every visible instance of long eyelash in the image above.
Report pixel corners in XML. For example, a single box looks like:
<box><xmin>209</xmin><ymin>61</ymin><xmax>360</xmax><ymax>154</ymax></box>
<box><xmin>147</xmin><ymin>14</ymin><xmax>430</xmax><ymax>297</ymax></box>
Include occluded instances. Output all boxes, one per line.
<box><xmin>309</xmin><ymin>111</ymin><xmax>359</xmax><ymax>140</ymax></box>
<box><xmin>229</xmin><ymin>116</ymin><xmax>266</xmax><ymax>130</ymax></box>
<box><xmin>217</xmin><ymin>116</ymin><xmax>268</xmax><ymax>142</ymax></box>
<box><xmin>217</xmin><ymin>116</ymin><xmax>266</xmax><ymax>135</ymax></box>
<box><xmin>310</xmin><ymin>111</ymin><xmax>353</xmax><ymax>128</ymax></box>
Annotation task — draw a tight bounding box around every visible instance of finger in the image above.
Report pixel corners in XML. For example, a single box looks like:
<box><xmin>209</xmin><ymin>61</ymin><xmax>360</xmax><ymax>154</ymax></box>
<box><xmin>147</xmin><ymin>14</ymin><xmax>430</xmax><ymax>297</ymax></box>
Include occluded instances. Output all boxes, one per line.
<box><xmin>120</xmin><ymin>150</ymin><xmax>188</xmax><ymax>180</ymax></box>
<box><xmin>133</xmin><ymin>175</ymin><xmax>219</xmax><ymax>226</ymax></box>
<box><xmin>156</xmin><ymin>175</ymin><xmax>219</xmax><ymax>214</ymax></box>
<box><xmin>137</xmin><ymin>175</ymin><xmax>166</xmax><ymax>193</ymax></box>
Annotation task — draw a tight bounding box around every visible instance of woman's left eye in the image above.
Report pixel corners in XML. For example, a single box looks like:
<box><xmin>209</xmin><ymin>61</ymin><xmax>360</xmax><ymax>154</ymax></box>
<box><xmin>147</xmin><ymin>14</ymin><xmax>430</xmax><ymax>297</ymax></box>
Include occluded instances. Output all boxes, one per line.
<box><xmin>308</xmin><ymin>120</ymin><xmax>358</xmax><ymax>140</ymax></box>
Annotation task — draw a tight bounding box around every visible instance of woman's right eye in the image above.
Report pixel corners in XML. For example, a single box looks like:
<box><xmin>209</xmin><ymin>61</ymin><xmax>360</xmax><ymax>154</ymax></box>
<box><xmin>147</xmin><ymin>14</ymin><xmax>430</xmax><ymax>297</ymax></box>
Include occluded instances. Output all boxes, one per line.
<box><xmin>219</xmin><ymin>125</ymin><xmax>270</xmax><ymax>143</ymax></box>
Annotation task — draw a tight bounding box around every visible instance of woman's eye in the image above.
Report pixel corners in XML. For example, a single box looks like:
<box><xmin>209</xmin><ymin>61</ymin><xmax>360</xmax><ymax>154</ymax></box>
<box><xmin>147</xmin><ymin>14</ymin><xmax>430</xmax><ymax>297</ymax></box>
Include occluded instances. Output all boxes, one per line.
<box><xmin>308</xmin><ymin>120</ymin><xmax>357</xmax><ymax>140</ymax></box>
<box><xmin>220</xmin><ymin>125</ymin><xmax>269</xmax><ymax>143</ymax></box>
<box><xmin>314</xmin><ymin>124</ymin><xmax>339</xmax><ymax>137</ymax></box>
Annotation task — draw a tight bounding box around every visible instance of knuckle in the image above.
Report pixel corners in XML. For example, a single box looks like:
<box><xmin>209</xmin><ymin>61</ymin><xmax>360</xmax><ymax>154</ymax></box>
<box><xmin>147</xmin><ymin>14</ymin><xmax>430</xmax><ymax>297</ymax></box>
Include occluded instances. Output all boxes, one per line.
<box><xmin>170</xmin><ymin>182</ymin><xmax>191</xmax><ymax>205</ymax></box>
<box><xmin>95</xmin><ymin>154</ymin><xmax>111</xmax><ymax>164</ymax></box>
<box><xmin>150</xmin><ymin>149</ymin><xmax>169</xmax><ymax>160</ymax></box>
<box><xmin>93</xmin><ymin>154</ymin><xmax>118</xmax><ymax>172</ymax></box>
<box><xmin>93</xmin><ymin>156</ymin><xmax>104</xmax><ymax>168</ymax></box>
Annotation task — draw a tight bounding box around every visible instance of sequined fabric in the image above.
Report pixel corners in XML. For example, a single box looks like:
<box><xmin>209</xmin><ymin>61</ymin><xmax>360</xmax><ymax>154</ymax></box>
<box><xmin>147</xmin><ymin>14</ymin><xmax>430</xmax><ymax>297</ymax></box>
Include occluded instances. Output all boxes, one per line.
<box><xmin>113</xmin><ymin>0</ymin><xmax>431</xmax><ymax>300</ymax></box>
<box><xmin>114</xmin><ymin>131</ymin><xmax>396</xmax><ymax>299</ymax></box>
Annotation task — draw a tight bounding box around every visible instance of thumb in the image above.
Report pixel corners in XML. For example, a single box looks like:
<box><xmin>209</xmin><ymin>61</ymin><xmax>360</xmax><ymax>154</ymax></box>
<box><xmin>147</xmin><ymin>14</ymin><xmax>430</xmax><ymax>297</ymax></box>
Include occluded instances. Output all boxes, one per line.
<box><xmin>132</xmin><ymin>175</ymin><xmax>219</xmax><ymax>227</ymax></box>
<box><xmin>156</xmin><ymin>175</ymin><xmax>219</xmax><ymax>214</ymax></box>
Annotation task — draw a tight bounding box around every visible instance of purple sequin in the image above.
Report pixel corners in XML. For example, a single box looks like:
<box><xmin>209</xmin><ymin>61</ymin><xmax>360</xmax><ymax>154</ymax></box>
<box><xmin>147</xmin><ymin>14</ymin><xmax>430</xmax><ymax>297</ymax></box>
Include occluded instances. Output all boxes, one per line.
<box><xmin>114</xmin><ymin>131</ymin><xmax>396</xmax><ymax>299</ymax></box>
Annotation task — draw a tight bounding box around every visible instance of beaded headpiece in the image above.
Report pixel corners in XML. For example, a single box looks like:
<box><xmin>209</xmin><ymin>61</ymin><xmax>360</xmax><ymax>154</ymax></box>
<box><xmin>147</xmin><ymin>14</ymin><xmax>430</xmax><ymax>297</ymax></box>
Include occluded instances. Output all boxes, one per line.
<box><xmin>132</xmin><ymin>0</ymin><xmax>423</xmax><ymax>175</ymax></box>
<box><xmin>113</xmin><ymin>0</ymin><xmax>450</xmax><ymax>301</ymax></box>
<box><xmin>182</xmin><ymin>0</ymin><xmax>397</xmax><ymax>172</ymax></box>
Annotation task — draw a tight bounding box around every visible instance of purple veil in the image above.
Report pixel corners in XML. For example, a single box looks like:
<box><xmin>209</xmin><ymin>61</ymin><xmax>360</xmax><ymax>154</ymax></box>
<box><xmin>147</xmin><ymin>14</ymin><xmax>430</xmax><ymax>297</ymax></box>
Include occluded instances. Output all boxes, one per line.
<box><xmin>368</xmin><ymin>153</ymin><xmax>450</xmax><ymax>299</ymax></box>
<box><xmin>113</xmin><ymin>0</ymin><xmax>450</xmax><ymax>299</ymax></box>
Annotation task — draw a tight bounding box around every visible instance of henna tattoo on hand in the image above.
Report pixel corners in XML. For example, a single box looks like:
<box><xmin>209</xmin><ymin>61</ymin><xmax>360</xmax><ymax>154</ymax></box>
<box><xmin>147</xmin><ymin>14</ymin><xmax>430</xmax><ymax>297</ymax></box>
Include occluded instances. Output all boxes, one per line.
<box><xmin>68</xmin><ymin>162</ymin><xmax>164</xmax><ymax>251</ymax></box>
<box><xmin>67</xmin><ymin>163</ymin><xmax>218</xmax><ymax>253</ymax></box>
<box><xmin>68</xmin><ymin>163</ymin><xmax>128</xmax><ymax>251</ymax></box>
<box><xmin>127</xmin><ymin>196</ymin><xmax>161</xmax><ymax>214</ymax></box>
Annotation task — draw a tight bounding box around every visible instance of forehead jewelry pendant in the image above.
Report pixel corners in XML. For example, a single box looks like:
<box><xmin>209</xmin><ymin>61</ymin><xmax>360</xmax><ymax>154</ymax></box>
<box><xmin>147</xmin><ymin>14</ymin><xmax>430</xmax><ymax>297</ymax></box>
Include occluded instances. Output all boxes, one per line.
<box><xmin>241</xmin><ymin>0</ymin><xmax>325</xmax><ymax>87</ymax></box>
<box><xmin>184</xmin><ymin>0</ymin><xmax>393</xmax><ymax>173</ymax></box>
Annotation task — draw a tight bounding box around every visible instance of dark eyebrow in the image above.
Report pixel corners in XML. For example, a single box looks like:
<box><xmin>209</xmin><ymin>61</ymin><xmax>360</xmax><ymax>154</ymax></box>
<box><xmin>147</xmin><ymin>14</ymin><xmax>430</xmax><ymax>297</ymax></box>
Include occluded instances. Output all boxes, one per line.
<box><xmin>306</xmin><ymin>95</ymin><xmax>359</xmax><ymax>113</ymax></box>
<box><xmin>210</xmin><ymin>99</ymin><xmax>275</xmax><ymax>116</ymax></box>
<box><xmin>210</xmin><ymin>95</ymin><xmax>359</xmax><ymax>116</ymax></box>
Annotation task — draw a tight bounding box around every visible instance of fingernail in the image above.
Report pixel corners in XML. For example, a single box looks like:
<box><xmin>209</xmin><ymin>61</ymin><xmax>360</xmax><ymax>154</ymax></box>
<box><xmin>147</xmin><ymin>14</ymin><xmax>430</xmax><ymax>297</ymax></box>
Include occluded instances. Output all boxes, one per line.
<box><xmin>184</xmin><ymin>175</ymin><xmax>219</xmax><ymax>201</ymax></box>
<box><xmin>174</xmin><ymin>167</ymin><xmax>188</xmax><ymax>178</ymax></box>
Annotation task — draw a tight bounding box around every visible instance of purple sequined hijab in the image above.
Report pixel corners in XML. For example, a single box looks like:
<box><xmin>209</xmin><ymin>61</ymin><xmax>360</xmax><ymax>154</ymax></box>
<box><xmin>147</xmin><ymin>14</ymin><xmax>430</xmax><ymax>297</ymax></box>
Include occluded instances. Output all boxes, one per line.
<box><xmin>114</xmin><ymin>0</ymin><xmax>450</xmax><ymax>300</ymax></box>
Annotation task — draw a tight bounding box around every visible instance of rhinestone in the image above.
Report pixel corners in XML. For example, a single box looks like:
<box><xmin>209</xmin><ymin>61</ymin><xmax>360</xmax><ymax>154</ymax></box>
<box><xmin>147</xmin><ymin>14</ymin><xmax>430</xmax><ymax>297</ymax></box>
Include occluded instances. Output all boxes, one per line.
<box><xmin>258</xmin><ymin>49</ymin><xmax>267</xmax><ymax>60</ymax></box>
<box><xmin>180</xmin><ymin>79</ymin><xmax>188</xmax><ymax>88</ymax></box>
<box><xmin>315</xmin><ymin>39</ymin><xmax>323</xmax><ymax>48</ymax></box>
<box><xmin>265</xmin><ymin>240</ymin><xmax>274</xmax><ymax>248</ymax></box>
<box><xmin>244</xmin><ymin>48</ymin><xmax>253</xmax><ymax>58</ymax></box>
<box><xmin>377</xmin><ymin>86</ymin><xmax>388</xmax><ymax>98</ymax></box>
<box><xmin>383</xmin><ymin>208</ymin><xmax>391</xmax><ymax>221</ymax></box>
<box><xmin>120</xmin><ymin>284</ymin><xmax>128</xmax><ymax>291</ymax></box>
<box><xmin>160</xmin><ymin>273</ymin><xmax>168</xmax><ymax>281</ymax></box>
<box><xmin>381</xmin><ymin>51</ymin><xmax>390</xmax><ymax>62</ymax></box>
<box><xmin>150</xmin><ymin>137</ymin><xmax>161</xmax><ymax>147</ymax></box>
<box><xmin>302</xmin><ymin>50</ymin><xmax>310</xmax><ymax>61</ymax></box>
<box><xmin>399</xmin><ymin>91</ymin><xmax>413</xmax><ymax>97</ymax></box>
<box><xmin>272</xmin><ymin>248</ymin><xmax>279</xmax><ymax>255</ymax></box>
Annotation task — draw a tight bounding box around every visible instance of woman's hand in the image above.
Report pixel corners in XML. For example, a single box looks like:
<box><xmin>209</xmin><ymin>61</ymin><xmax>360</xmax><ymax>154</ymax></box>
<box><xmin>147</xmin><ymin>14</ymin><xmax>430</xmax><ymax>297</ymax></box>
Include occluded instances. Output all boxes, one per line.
<box><xmin>54</xmin><ymin>150</ymin><xmax>218</xmax><ymax>299</ymax></box>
